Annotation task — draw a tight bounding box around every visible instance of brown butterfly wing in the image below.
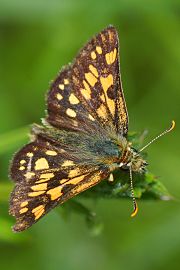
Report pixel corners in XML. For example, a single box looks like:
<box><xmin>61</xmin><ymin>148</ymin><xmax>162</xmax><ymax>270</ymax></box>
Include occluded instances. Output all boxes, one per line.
<box><xmin>47</xmin><ymin>26</ymin><xmax>128</xmax><ymax>135</ymax></box>
<box><xmin>10</xmin><ymin>134</ymin><xmax>110</xmax><ymax>232</ymax></box>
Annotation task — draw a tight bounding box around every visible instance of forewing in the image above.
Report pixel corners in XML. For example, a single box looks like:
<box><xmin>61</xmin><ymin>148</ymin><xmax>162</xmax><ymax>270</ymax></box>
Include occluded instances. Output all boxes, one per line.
<box><xmin>71</xmin><ymin>25</ymin><xmax>129</xmax><ymax>135</ymax></box>
<box><xmin>10</xmin><ymin>137</ymin><xmax>110</xmax><ymax>232</ymax></box>
<box><xmin>47</xmin><ymin>26</ymin><xmax>128</xmax><ymax>136</ymax></box>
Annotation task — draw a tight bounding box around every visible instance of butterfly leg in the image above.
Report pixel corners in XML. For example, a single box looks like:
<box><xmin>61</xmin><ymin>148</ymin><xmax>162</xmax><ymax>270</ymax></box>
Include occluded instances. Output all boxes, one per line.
<box><xmin>108</xmin><ymin>173</ymin><xmax>114</xmax><ymax>183</ymax></box>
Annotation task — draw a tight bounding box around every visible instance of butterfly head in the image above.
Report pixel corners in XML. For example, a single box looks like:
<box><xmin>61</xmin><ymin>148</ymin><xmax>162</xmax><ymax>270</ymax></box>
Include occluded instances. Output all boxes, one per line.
<box><xmin>128</xmin><ymin>149</ymin><xmax>148</xmax><ymax>173</ymax></box>
<box><xmin>119</xmin><ymin>145</ymin><xmax>148</xmax><ymax>173</ymax></box>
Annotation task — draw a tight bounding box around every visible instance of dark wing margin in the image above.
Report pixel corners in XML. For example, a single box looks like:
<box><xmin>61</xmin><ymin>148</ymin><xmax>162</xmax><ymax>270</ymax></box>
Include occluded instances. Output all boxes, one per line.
<box><xmin>9</xmin><ymin>135</ymin><xmax>110</xmax><ymax>232</ymax></box>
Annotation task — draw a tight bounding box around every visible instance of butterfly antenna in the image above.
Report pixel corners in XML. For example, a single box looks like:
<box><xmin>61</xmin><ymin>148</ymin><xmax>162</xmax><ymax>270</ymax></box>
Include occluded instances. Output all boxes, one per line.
<box><xmin>139</xmin><ymin>120</ymin><xmax>175</xmax><ymax>153</ymax></box>
<box><xmin>129</xmin><ymin>166</ymin><xmax>138</xmax><ymax>217</ymax></box>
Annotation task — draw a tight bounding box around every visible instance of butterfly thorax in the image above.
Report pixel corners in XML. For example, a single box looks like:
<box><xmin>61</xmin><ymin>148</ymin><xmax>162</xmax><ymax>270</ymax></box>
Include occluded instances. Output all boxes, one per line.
<box><xmin>114</xmin><ymin>136</ymin><xmax>147</xmax><ymax>173</ymax></box>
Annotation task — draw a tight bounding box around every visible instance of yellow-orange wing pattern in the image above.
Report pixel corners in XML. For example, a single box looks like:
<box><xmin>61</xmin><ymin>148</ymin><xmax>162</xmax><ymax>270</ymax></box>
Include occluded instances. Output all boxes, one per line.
<box><xmin>9</xmin><ymin>134</ymin><xmax>110</xmax><ymax>232</ymax></box>
<box><xmin>9</xmin><ymin>26</ymin><xmax>128</xmax><ymax>232</ymax></box>
<box><xmin>71</xmin><ymin>26</ymin><xmax>128</xmax><ymax>135</ymax></box>
<box><xmin>47</xmin><ymin>67</ymin><xmax>102</xmax><ymax>135</ymax></box>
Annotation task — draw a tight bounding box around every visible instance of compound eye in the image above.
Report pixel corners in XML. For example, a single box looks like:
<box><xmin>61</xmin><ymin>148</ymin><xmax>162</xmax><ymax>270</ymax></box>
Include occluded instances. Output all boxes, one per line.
<box><xmin>143</xmin><ymin>161</ymin><xmax>148</xmax><ymax>166</ymax></box>
<box><xmin>131</xmin><ymin>147</ymin><xmax>138</xmax><ymax>153</ymax></box>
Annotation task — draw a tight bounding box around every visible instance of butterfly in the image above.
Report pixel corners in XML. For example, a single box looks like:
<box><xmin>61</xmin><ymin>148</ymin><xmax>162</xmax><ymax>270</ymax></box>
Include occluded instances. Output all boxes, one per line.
<box><xmin>9</xmin><ymin>25</ymin><xmax>175</xmax><ymax>232</ymax></box>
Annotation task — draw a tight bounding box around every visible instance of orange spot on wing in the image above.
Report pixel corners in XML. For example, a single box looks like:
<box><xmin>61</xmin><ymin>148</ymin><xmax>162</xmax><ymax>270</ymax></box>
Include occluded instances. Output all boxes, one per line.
<box><xmin>89</xmin><ymin>65</ymin><xmax>98</xmax><ymax>77</ymax></box>
<box><xmin>32</xmin><ymin>205</ymin><xmax>45</xmax><ymax>220</ymax></box>
<box><xmin>19</xmin><ymin>207</ymin><xmax>28</xmax><ymax>214</ymax></box>
<box><xmin>47</xmin><ymin>186</ymin><xmax>63</xmax><ymax>200</ymax></box>
<box><xmin>100</xmin><ymin>74</ymin><xmax>115</xmax><ymax>116</ymax></box>
<box><xmin>85</xmin><ymin>72</ymin><xmax>97</xmax><ymax>87</ymax></box>
<box><xmin>28</xmin><ymin>191</ymin><xmax>46</xmax><ymax>197</ymax></box>
<box><xmin>31</xmin><ymin>183</ymin><xmax>47</xmax><ymax>191</ymax></box>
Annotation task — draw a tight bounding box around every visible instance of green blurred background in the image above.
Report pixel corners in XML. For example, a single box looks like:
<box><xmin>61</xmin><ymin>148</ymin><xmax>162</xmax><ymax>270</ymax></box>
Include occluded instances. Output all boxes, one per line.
<box><xmin>0</xmin><ymin>0</ymin><xmax>180</xmax><ymax>269</ymax></box>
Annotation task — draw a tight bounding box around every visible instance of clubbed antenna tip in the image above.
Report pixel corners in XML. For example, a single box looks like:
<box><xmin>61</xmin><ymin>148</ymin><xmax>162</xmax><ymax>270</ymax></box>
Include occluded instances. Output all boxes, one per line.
<box><xmin>131</xmin><ymin>201</ymin><xmax>138</xmax><ymax>217</ymax></box>
<box><xmin>139</xmin><ymin>120</ymin><xmax>175</xmax><ymax>153</ymax></box>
